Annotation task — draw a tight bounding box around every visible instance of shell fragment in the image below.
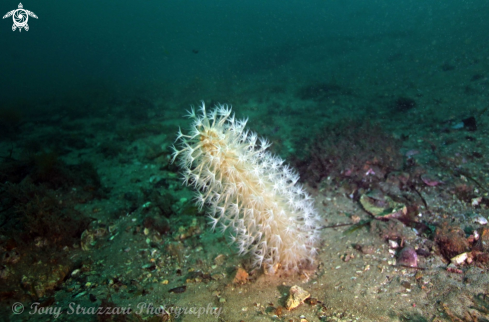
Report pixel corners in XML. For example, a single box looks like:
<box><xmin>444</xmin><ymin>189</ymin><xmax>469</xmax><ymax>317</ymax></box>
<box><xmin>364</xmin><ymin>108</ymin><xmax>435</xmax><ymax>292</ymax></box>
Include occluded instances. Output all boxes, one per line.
<box><xmin>286</xmin><ymin>285</ymin><xmax>310</xmax><ymax>310</ymax></box>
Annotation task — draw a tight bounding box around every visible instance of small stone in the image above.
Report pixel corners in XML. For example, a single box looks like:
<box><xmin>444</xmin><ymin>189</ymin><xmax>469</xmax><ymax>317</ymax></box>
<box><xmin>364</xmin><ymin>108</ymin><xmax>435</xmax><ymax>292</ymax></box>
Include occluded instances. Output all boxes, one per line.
<box><xmin>421</xmin><ymin>173</ymin><xmax>443</xmax><ymax>186</ymax></box>
<box><xmin>415</xmin><ymin>271</ymin><xmax>423</xmax><ymax>280</ymax></box>
<box><xmin>285</xmin><ymin>285</ymin><xmax>310</xmax><ymax>310</ymax></box>
<box><xmin>80</xmin><ymin>230</ymin><xmax>95</xmax><ymax>251</ymax></box>
<box><xmin>214</xmin><ymin>254</ymin><xmax>226</xmax><ymax>265</ymax></box>
<box><xmin>358</xmin><ymin>244</ymin><xmax>375</xmax><ymax>254</ymax></box>
<box><xmin>212</xmin><ymin>273</ymin><xmax>225</xmax><ymax>280</ymax></box>
<box><xmin>351</xmin><ymin>215</ymin><xmax>361</xmax><ymax>224</ymax></box>
<box><xmin>401</xmin><ymin>281</ymin><xmax>411</xmax><ymax>289</ymax></box>
<box><xmin>397</xmin><ymin>247</ymin><xmax>418</xmax><ymax>267</ymax></box>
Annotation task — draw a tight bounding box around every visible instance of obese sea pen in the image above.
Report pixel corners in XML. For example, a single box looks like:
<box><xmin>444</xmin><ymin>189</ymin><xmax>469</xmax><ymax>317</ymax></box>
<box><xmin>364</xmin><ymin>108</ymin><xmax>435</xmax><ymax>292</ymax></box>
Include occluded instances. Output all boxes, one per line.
<box><xmin>171</xmin><ymin>102</ymin><xmax>321</xmax><ymax>273</ymax></box>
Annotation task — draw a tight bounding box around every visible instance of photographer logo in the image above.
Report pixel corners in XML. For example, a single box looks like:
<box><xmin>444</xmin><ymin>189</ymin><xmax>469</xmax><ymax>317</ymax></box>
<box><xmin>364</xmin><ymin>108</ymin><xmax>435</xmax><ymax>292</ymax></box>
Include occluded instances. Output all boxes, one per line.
<box><xmin>3</xmin><ymin>3</ymin><xmax>38</xmax><ymax>32</ymax></box>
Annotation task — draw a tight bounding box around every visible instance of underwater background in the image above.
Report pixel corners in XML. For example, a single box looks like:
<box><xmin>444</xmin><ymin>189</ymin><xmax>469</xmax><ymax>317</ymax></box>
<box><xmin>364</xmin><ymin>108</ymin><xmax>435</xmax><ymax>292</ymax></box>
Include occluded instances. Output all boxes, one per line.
<box><xmin>2</xmin><ymin>0</ymin><xmax>489</xmax><ymax>321</ymax></box>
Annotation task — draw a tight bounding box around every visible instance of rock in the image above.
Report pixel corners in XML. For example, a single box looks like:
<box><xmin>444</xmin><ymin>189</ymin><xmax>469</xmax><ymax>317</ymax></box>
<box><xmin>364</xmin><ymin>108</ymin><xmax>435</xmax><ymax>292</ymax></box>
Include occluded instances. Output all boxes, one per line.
<box><xmin>143</xmin><ymin>214</ymin><xmax>170</xmax><ymax>235</ymax></box>
<box><xmin>286</xmin><ymin>285</ymin><xmax>310</xmax><ymax>310</ymax></box>
<box><xmin>80</xmin><ymin>227</ymin><xmax>107</xmax><ymax>251</ymax></box>
<box><xmin>397</xmin><ymin>246</ymin><xmax>418</xmax><ymax>267</ymax></box>
<box><xmin>80</xmin><ymin>230</ymin><xmax>95</xmax><ymax>251</ymax></box>
<box><xmin>435</xmin><ymin>224</ymin><xmax>469</xmax><ymax>259</ymax></box>
<box><xmin>354</xmin><ymin>244</ymin><xmax>375</xmax><ymax>254</ymax></box>
<box><xmin>22</xmin><ymin>264</ymin><xmax>70</xmax><ymax>298</ymax></box>
<box><xmin>232</xmin><ymin>267</ymin><xmax>248</xmax><ymax>284</ymax></box>
<box><xmin>462</xmin><ymin>116</ymin><xmax>477</xmax><ymax>131</ymax></box>
<box><xmin>214</xmin><ymin>254</ymin><xmax>226</xmax><ymax>266</ymax></box>
<box><xmin>421</xmin><ymin>173</ymin><xmax>444</xmax><ymax>187</ymax></box>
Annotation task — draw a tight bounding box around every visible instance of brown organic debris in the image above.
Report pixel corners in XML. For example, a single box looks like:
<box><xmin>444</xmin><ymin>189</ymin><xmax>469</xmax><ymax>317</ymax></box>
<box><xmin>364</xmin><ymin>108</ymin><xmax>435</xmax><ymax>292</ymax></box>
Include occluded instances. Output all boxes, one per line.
<box><xmin>233</xmin><ymin>267</ymin><xmax>249</xmax><ymax>284</ymax></box>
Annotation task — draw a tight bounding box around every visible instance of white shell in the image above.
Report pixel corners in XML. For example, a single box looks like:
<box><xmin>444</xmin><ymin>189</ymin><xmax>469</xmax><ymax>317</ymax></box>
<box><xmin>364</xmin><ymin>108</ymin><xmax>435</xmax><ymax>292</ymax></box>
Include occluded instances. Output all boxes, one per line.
<box><xmin>451</xmin><ymin>252</ymin><xmax>468</xmax><ymax>265</ymax></box>
<box><xmin>388</xmin><ymin>240</ymin><xmax>399</xmax><ymax>249</ymax></box>
<box><xmin>286</xmin><ymin>285</ymin><xmax>310</xmax><ymax>310</ymax></box>
<box><xmin>473</xmin><ymin>215</ymin><xmax>488</xmax><ymax>225</ymax></box>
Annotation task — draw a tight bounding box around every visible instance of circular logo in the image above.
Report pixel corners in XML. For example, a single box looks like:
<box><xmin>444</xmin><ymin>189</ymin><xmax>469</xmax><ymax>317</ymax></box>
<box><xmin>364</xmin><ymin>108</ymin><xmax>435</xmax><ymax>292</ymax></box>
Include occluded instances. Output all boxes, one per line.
<box><xmin>13</xmin><ymin>10</ymin><xmax>27</xmax><ymax>27</ymax></box>
<box><xmin>14</xmin><ymin>10</ymin><xmax>26</xmax><ymax>23</ymax></box>
<box><xmin>12</xmin><ymin>302</ymin><xmax>24</xmax><ymax>314</ymax></box>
